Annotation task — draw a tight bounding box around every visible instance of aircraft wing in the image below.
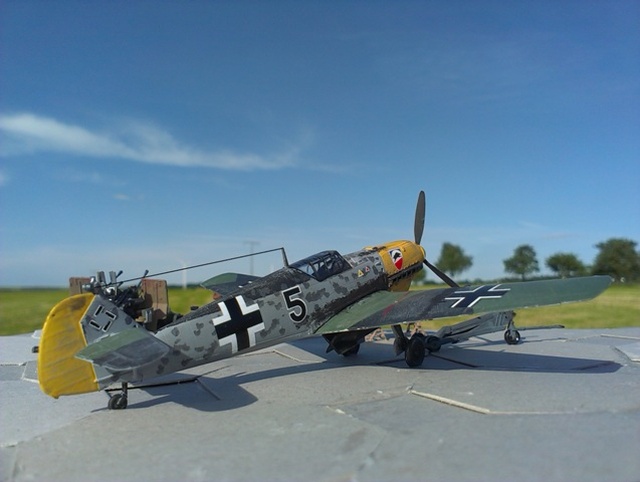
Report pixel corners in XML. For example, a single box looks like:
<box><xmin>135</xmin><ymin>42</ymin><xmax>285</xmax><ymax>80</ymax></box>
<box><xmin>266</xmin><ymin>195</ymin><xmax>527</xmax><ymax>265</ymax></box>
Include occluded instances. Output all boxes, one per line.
<box><xmin>315</xmin><ymin>276</ymin><xmax>611</xmax><ymax>334</ymax></box>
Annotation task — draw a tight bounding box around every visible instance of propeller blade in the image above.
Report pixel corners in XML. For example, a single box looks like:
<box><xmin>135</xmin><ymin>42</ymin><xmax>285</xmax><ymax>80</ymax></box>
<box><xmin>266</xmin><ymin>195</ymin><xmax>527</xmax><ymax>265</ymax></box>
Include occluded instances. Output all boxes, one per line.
<box><xmin>424</xmin><ymin>259</ymin><xmax>460</xmax><ymax>288</ymax></box>
<box><xmin>414</xmin><ymin>190</ymin><xmax>425</xmax><ymax>245</ymax></box>
<box><xmin>414</xmin><ymin>189</ymin><xmax>458</xmax><ymax>287</ymax></box>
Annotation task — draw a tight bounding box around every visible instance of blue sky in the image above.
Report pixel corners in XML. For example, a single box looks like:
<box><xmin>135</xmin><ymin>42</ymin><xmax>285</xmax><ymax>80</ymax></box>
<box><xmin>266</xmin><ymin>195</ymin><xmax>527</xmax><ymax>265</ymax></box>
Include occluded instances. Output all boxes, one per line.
<box><xmin>1</xmin><ymin>1</ymin><xmax>639</xmax><ymax>287</ymax></box>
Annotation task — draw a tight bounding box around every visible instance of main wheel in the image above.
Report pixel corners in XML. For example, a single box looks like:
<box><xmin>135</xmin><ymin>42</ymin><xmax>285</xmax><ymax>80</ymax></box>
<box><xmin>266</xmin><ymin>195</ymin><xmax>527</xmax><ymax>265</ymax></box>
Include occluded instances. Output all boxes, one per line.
<box><xmin>504</xmin><ymin>330</ymin><xmax>521</xmax><ymax>345</ymax></box>
<box><xmin>108</xmin><ymin>393</ymin><xmax>128</xmax><ymax>410</ymax></box>
<box><xmin>405</xmin><ymin>335</ymin><xmax>426</xmax><ymax>367</ymax></box>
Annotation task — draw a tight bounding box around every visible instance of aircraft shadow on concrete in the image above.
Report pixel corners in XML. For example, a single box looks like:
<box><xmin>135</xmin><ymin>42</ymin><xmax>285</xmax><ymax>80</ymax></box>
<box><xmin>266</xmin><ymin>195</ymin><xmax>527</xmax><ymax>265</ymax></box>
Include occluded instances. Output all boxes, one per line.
<box><xmin>119</xmin><ymin>336</ymin><xmax>622</xmax><ymax>412</ymax></box>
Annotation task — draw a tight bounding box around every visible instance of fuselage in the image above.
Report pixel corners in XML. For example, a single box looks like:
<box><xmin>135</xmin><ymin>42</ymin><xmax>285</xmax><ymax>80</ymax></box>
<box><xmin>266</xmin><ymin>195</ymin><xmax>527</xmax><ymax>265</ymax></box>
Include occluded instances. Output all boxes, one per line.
<box><xmin>125</xmin><ymin>240</ymin><xmax>425</xmax><ymax>383</ymax></box>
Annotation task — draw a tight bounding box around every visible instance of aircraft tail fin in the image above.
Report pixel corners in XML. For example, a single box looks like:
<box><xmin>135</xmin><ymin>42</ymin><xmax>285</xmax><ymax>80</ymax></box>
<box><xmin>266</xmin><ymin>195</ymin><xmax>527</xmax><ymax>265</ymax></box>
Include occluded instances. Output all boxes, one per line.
<box><xmin>38</xmin><ymin>285</ymin><xmax>173</xmax><ymax>398</ymax></box>
<box><xmin>38</xmin><ymin>294</ymin><xmax>100</xmax><ymax>398</ymax></box>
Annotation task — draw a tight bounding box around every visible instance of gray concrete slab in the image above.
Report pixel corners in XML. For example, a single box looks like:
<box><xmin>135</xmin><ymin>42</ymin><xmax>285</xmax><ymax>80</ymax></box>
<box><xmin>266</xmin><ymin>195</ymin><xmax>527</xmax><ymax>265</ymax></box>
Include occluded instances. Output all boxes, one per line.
<box><xmin>1</xmin><ymin>328</ymin><xmax>639</xmax><ymax>482</ymax></box>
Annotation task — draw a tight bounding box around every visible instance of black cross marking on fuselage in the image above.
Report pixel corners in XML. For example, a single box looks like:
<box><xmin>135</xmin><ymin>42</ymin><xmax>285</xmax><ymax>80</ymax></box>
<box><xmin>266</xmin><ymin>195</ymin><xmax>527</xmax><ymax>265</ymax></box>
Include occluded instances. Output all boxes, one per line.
<box><xmin>444</xmin><ymin>284</ymin><xmax>510</xmax><ymax>308</ymax></box>
<box><xmin>213</xmin><ymin>296</ymin><xmax>264</xmax><ymax>353</ymax></box>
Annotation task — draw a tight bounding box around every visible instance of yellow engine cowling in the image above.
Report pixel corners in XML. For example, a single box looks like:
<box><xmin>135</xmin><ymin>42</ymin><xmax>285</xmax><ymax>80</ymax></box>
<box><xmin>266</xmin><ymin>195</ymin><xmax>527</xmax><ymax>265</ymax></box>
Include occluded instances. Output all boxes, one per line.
<box><xmin>38</xmin><ymin>293</ymin><xmax>100</xmax><ymax>398</ymax></box>
<box><xmin>372</xmin><ymin>240</ymin><xmax>426</xmax><ymax>291</ymax></box>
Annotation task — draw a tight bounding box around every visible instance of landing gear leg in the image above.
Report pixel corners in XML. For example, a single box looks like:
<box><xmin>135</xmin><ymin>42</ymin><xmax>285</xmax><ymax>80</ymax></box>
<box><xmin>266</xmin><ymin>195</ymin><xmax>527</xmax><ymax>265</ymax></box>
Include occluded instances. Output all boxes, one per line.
<box><xmin>108</xmin><ymin>382</ymin><xmax>129</xmax><ymax>410</ymax></box>
<box><xmin>392</xmin><ymin>324</ymin><xmax>408</xmax><ymax>355</ymax></box>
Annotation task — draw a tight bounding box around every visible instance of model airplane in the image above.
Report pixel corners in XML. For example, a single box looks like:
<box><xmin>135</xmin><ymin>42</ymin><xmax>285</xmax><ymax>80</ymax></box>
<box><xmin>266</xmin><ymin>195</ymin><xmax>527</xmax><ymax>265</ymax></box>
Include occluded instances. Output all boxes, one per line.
<box><xmin>37</xmin><ymin>191</ymin><xmax>611</xmax><ymax>409</ymax></box>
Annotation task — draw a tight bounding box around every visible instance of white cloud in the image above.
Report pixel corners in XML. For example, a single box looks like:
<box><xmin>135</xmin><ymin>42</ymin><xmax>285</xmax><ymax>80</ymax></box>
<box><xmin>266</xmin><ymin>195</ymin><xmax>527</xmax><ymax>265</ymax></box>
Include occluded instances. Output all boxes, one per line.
<box><xmin>54</xmin><ymin>168</ymin><xmax>128</xmax><ymax>188</ymax></box>
<box><xmin>0</xmin><ymin>112</ymin><xmax>303</xmax><ymax>171</ymax></box>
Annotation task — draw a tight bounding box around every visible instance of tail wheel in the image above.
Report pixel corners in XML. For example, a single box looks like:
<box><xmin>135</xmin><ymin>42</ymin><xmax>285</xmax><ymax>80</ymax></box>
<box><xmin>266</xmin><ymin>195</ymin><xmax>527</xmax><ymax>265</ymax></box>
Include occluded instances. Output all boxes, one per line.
<box><xmin>107</xmin><ymin>382</ymin><xmax>129</xmax><ymax>410</ymax></box>
<box><xmin>108</xmin><ymin>393</ymin><xmax>128</xmax><ymax>410</ymax></box>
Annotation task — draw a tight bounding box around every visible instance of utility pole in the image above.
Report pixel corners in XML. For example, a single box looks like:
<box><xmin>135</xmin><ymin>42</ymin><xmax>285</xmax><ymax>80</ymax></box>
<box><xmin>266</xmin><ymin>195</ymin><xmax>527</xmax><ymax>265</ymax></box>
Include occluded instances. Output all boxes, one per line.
<box><xmin>178</xmin><ymin>259</ymin><xmax>187</xmax><ymax>289</ymax></box>
<box><xmin>244</xmin><ymin>241</ymin><xmax>259</xmax><ymax>275</ymax></box>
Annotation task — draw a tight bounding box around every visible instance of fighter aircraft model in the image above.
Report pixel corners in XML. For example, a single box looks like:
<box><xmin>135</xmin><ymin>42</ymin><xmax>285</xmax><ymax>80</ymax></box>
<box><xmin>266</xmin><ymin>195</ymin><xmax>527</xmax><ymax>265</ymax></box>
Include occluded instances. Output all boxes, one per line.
<box><xmin>37</xmin><ymin>192</ymin><xmax>611</xmax><ymax>409</ymax></box>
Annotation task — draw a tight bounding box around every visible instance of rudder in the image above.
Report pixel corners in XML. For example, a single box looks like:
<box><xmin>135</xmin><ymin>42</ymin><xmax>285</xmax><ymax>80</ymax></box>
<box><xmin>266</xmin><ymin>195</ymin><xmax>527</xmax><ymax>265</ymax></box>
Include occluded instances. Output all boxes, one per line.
<box><xmin>38</xmin><ymin>293</ymin><xmax>100</xmax><ymax>398</ymax></box>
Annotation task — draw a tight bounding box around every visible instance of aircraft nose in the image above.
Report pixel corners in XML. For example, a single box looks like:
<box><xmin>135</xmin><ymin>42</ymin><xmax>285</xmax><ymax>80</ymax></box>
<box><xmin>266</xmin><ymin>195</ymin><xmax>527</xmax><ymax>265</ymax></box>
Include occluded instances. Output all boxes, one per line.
<box><xmin>376</xmin><ymin>240</ymin><xmax>426</xmax><ymax>286</ymax></box>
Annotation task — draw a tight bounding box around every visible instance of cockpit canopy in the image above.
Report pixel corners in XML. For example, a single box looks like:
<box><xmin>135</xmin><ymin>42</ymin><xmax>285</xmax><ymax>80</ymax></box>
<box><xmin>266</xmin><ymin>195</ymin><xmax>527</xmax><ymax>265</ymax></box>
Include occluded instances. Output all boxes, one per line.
<box><xmin>290</xmin><ymin>250</ymin><xmax>351</xmax><ymax>281</ymax></box>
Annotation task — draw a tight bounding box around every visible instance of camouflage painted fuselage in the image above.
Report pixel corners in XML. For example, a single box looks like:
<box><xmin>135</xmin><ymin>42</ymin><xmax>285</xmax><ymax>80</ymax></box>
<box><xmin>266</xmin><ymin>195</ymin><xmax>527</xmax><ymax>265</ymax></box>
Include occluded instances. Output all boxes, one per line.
<box><xmin>85</xmin><ymin>243</ymin><xmax>423</xmax><ymax>386</ymax></box>
<box><xmin>154</xmin><ymin>251</ymin><xmax>382</xmax><ymax>375</ymax></box>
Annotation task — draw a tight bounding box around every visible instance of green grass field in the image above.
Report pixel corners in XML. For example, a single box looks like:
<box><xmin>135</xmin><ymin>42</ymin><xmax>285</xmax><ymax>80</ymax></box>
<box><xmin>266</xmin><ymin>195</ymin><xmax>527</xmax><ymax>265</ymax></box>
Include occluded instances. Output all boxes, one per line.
<box><xmin>0</xmin><ymin>287</ymin><xmax>215</xmax><ymax>336</ymax></box>
<box><xmin>0</xmin><ymin>284</ymin><xmax>637</xmax><ymax>336</ymax></box>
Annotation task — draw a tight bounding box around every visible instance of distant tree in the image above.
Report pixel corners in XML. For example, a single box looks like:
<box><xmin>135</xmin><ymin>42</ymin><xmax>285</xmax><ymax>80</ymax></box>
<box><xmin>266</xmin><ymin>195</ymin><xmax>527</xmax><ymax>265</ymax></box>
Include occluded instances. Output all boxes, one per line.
<box><xmin>503</xmin><ymin>244</ymin><xmax>539</xmax><ymax>280</ymax></box>
<box><xmin>592</xmin><ymin>238</ymin><xmax>640</xmax><ymax>282</ymax></box>
<box><xmin>436</xmin><ymin>242</ymin><xmax>473</xmax><ymax>278</ymax></box>
<box><xmin>545</xmin><ymin>252</ymin><xmax>586</xmax><ymax>278</ymax></box>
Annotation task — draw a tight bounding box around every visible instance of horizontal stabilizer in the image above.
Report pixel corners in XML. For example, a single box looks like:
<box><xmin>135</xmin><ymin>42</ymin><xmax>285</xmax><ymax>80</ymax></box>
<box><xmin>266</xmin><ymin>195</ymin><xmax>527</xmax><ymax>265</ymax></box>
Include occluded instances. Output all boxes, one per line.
<box><xmin>201</xmin><ymin>272</ymin><xmax>260</xmax><ymax>297</ymax></box>
<box><xmin>76</xmin><ymin>327</ymin><xmax>171</xmax><ymax>372</ymax></box>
